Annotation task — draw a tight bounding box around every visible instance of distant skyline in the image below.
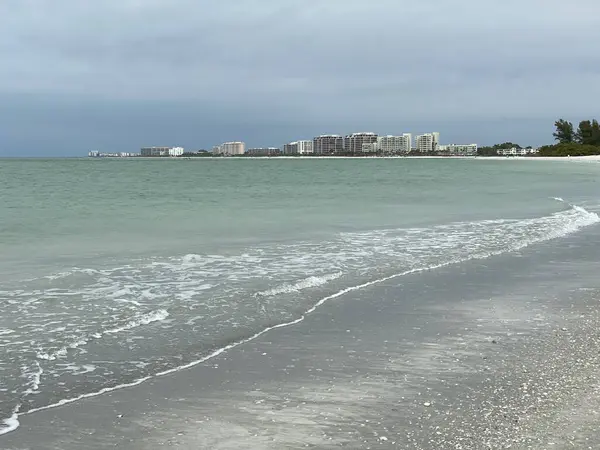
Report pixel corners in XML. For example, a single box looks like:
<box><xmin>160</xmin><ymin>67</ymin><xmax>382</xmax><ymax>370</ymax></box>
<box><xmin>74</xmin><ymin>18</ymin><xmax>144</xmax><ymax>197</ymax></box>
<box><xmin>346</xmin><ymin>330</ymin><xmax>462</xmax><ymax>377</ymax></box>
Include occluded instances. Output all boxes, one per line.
<box><xmin>1</xmin><ymin>1</ymin><xmax>599</xmax><ymax>156</ymax></box>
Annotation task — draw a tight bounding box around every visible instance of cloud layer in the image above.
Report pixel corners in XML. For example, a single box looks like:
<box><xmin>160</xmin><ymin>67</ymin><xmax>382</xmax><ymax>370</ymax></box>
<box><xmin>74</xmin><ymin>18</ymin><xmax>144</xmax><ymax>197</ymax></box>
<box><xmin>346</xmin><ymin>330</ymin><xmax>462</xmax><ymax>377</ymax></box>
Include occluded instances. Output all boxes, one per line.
<box><xmin>1</xmin><ymin>0</ymin><xmax>599</xmax><ymax>154</ymax></box>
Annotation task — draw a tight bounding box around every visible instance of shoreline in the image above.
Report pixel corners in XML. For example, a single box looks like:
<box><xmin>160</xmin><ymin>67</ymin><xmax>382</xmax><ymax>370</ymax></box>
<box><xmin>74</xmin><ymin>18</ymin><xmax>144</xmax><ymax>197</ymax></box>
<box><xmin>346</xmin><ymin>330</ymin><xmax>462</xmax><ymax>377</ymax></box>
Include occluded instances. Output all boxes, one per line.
<box><xmin>84</xmin><ymin>155</ymin><xmax>600</xmax><ymax>161</ymax></box>
<box><xmin>3</xmin><ymin>225</ymin><xmax>600</xmax><ymax>448</ymax></box>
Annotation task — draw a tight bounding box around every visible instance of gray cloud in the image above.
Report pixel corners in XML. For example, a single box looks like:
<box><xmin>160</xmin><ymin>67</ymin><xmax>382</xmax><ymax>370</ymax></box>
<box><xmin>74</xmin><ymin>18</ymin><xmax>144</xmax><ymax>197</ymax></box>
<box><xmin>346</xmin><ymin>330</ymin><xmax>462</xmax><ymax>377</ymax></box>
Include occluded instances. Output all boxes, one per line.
<box><xmin>1</xmin><ymin>0</ymin><xmax>599</xmax><ymax>155</ymax></box>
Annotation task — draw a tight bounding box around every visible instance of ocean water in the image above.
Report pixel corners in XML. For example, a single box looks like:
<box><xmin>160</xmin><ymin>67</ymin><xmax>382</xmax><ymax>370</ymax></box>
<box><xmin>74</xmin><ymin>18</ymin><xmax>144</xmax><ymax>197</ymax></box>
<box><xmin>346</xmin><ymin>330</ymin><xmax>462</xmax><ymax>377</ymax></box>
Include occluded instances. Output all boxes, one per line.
<box><xmin>1</xmin><ymin>157</ymin><xmax>599</xmax><ymax>435</ymax></box>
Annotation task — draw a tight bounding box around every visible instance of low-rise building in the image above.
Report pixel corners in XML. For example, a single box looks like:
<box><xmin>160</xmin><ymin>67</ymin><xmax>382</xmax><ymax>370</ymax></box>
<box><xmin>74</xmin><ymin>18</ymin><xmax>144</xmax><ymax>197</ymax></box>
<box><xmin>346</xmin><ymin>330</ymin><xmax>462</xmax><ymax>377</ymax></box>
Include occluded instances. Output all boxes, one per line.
<box><xmin>140</xmin><ymin>147</ymin><xmax>171</xmax><ymax>157</ymax></box>
<box><xmin>140</xmin><ymin>146</ymin><xmax>184</xmax><ymax>157</ymax></box>
<box><xmin>246</xmin><ymin>147</ymin><xmax>281</xmax><ymax>156</ymax></box>
<box><xmin>437</xmin><ymin>144</ymin><xmax>478</xmax><ymax>156</ymax></box>
<box><xmin>497</xmin><ymin>147</ymin><xmax>539</xmax><ymax>156</ymax></box>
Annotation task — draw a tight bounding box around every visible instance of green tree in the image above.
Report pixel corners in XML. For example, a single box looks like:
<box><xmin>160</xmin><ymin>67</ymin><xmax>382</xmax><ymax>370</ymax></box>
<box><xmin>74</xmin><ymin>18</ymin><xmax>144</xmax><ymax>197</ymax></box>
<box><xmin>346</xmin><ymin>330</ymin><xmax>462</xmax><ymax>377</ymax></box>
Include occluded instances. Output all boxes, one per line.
<box><xmin>575</xmin><ymin>120</ymin><xmax>593</xmax><ymax>145</ymax></box>
<box><xmin>538</xmin><ymin>142</ymin><xmax>600</xmax><ymax>157</ymax></box>
<box><xmin>553</xmin><ymin>119</ymin><xmax>574</xmax><ymax>143</ymax></box>
<box><xmin>591</xmin><ymin>119</ymin><xmax>600</xmax><ymax>146</ymax></box>
<box><xmin>493</xmin><ymin>142</ymin><xmax>521</xmax><ymax>149</ymax></box>
<box><xmin>477</xmin><ymin>146</ymin><xmax>498</xmax><ymax>156</ymax></box>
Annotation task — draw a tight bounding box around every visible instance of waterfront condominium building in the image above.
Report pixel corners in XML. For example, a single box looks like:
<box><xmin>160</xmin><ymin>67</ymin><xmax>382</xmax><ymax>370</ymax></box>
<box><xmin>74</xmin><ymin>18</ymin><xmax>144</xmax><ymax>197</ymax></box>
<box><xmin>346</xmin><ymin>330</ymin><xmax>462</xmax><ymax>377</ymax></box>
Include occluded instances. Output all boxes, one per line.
<box><xmin>362</xmin><ymin>142</ymin><xmax>378</xmax><ymax>153</ymax></box>
<box><xmin>283</xmin><ymin>142</ymin><xmax>299</xmax><ymax>155</ymax></box>
<box><xmin>313</xmin><ymin>135</ymin><xmax>344</xmax><ymax>155</ymax></box>
<box><xmin>415</xmin><ymin>133</ymin><xmax>440</xmax><ymax>153</ymax></box>
<box><xmin>246</xmin><ymin>147</ymin><xmax>281</xmax><ymax>156</ymax></box>
<box><xmin>284</xmin><ymin>140</ymin><xmax>314</xmax><ymax>155</ymax></box>
<box><xmin>296</xmin><ymin>140</ymin><xmax>313</xmax><ymax>154</ymax></box>
<box><xmin>344</xmin><ymin>132</ymin><xmax>378</xmax><ymax>154</ymax></box>
<box><xmin>218</xmin><ymin>141</ymin><xmax>246</xmax><ymax>156</ymax></box>
<box><xmin>377</xmin><ymin>135</ymin><xmax>412</xmax><ymax>153</ymax></box>
<box><xmin>437</xmin><ymin>144</ymin><xmax>478</xmax><ymax>156</ymax></box>
<box><xmin>140</xmin><ymin>146</ymin><xmax>175</xmax><ymax>157</ymax></box>
<box><xmin>403</xmin><ymin>133</ymin><xmax>413</xmax><ymax>151</ymax></box>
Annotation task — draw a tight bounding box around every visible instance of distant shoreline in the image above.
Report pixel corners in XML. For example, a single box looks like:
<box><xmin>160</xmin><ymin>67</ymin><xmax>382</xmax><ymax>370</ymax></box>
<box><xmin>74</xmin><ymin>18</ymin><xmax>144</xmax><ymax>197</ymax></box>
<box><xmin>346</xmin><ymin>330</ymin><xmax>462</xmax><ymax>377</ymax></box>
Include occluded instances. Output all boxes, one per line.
<box><xmin>83</xmin><ymin>155</ymin><xmax>600</xmax><ymax>162</ymax></box>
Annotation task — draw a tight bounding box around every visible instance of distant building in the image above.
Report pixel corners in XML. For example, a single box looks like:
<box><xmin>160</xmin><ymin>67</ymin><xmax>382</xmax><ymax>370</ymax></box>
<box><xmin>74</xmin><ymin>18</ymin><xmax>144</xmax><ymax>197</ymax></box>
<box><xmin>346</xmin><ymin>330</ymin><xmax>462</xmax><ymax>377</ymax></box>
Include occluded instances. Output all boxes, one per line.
<box><xmin>403</xmin><ymin>133</ymin><xmax>413</xmax><ymax>151</ymax></box>
<box><xmin>297</xmin><ymin>140</ymin><xmax>313</xmax><ymax>154</ymax></box>
<box><xmin>283</xmin><ymin>140</ymin><xmax>314</xmax><ymax>155</ymax></box>
<box><xmin>283</xmin><ymin>142</ymin><xmax>299</xmax><ymax>155</ymax></box>
<box><xmin>88</xmin><ymin>151</ymin><xmax>137</xmax><ymax>157</ymax></box>
<box><xmin>344</xmin><ymin>132</ymin><xmax>378</xmax><ymax>154</ymax></box>
<box><xmin>140</xmin><ymin>146</ymin><xmax>184</xmax><ymax>157</ymax></box>
<box><xmin>246</xmin><ymin>147</ymin><xmax>281</xmax><ymax>156</ymax></box>
<box><xmin>362</xmin><ymin>143</ymin><xmax>378</xmax><ymax>153</ymax></box>
<box><xmin>140</xmin><ymin>147</ymin><xmax>171</xmax><ymax>157</ymax></box>
<box><xmin>437</xmin><ymin>144</ymin><xmax>478</xmax><ymax>156</ymax></box>
<box><xmin>377</xmin><ymin>135</ymin><xmax>412</xmax><ymax>153</ymax></box>
<box><xmin>216</xmin><ymin>142</ymin><xmax>245</xmax><ymax>156</ymax></box>
<box><xmin>313</xmin><ymin>135</ymin><xmax>344</xmax><ymax>155</ymax></box>
<box><xmin>497</xmin><ymin>147</ymin><xmax>539</xmax><ymax>156</ymax></box>
<box><xmin>415</xmin><ymin>133</ymin><xmax>440</xmax><ymax>153</ymax></box>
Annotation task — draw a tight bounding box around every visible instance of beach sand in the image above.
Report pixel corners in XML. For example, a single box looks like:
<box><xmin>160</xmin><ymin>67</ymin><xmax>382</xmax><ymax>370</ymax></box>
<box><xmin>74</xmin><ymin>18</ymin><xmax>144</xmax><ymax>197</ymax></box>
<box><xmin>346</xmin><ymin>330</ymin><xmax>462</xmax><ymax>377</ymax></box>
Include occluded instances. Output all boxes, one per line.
<box><xmin>3</xmin><ymin>222</ymin><xmax>600</xmax><ymax>449</ymax></box>
<box><xmin>182</xmin><ymin>155</ymin><xmax>600</xmax><ymax>162</ymax></box>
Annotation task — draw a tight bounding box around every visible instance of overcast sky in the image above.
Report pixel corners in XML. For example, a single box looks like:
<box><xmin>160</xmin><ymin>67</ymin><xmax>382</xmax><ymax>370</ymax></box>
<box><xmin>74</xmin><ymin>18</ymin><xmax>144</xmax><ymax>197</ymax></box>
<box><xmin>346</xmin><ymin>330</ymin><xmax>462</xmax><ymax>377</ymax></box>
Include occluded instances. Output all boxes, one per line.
<box><xmin>1</xmin><ymin>0</ymin><xmax>599</xmax><ymax>156</ymax></box>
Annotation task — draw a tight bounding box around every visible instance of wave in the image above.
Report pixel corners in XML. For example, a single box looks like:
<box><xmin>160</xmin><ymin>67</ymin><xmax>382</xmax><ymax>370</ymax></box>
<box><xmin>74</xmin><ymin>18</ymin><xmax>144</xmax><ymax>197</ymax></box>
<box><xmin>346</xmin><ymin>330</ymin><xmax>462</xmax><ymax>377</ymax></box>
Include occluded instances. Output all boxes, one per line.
<box><xmin>256</xmin><ymin>272</ymin><xmax>343</xmax><ymax>297</ymax></box>
<box><xmin>22</xmin><ymin>362</ymin><xmax>43</xmax><ymax>396</ymax></box>
<box><xmin>0</xmin><ymin>407</ymin><xmax>19</xmax><ymax>436</ymax></box>
<box><xmin>36</xmin><ymin>309</ymin><xmax>169</xmax><ymax>361</ymax></box>
<box><xmin>2</xmin><ymin>203</ymin><xmax>598</xmax><ymax>437</ymax></box>
<box><xmin>11</xmin><ymin>202</ymin><xmax>597</xmax><ymax>433</ymax></box>
<box><xmin>103</xmin><ymin>309</ymin><xmax>169</xmax><ymax>335</ymax></box>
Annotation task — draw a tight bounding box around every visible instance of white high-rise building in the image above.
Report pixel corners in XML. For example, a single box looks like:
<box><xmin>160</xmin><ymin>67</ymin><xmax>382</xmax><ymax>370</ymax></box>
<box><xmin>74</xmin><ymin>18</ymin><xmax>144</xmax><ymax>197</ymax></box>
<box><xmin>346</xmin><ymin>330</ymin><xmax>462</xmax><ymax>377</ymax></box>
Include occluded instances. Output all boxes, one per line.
<box><xmin>377</xmin><ymin>135</ymin><xmax>412</xmax><ymax>153</ymax></box>
<box><xmin>432</xmin><ymin>132</ymin><xmax>440</xmax><ymax>150</ymax></box>
<box><xmin>283</xmin><ymin>142</ymin><xmax>299</xmax><ymax>154</ymax></box>
<box><xmin>218</xmin><ymin>142</ymin><xmax>245</xmax><ymax>156</ymax></box>
<box><xmin>168</xmin><ymin>147</ymin><xmax>184</xmax><ymax>157</ymax></box>
<box><xmin>403</xmin><ymin>133</ymin><xmax>413</xmax><ymax>151</ymax></box>
<box><xmin>296</xmin><ymin>140</ymin><xmax>313</xmax><ymax>154</ymax></box>
<box><xmin>283</xmin><ymin>140</ymin><xmax>313</xmax><ymax>155</ymax></box>
<box><xmin>344</xmin><ymin>132</ymin><xmax>378</xmax><ymax>153</ymax></box>
<box><xmin>416</xmin><ymin>133</ymin><xmax>440</xmax><ymax>153</ymax></box>
<box><xmin>313</xmin><ymin>135</ymin><xmax>344</xmax><ymax>155</ymax></box>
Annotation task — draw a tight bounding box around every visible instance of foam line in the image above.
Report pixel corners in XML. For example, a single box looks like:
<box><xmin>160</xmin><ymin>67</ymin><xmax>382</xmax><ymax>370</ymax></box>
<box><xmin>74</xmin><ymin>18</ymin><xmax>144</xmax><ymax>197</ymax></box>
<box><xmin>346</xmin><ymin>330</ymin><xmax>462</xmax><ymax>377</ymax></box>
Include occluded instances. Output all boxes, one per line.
<box><xmin>0</xmin><ymin>406</ymin><xmax>20</xmax><ymax>436</ymax></box>
<box><xmin>3</xmin><ymin>203</ymin><xmax>598</xmax><ymax>435</ymax></box>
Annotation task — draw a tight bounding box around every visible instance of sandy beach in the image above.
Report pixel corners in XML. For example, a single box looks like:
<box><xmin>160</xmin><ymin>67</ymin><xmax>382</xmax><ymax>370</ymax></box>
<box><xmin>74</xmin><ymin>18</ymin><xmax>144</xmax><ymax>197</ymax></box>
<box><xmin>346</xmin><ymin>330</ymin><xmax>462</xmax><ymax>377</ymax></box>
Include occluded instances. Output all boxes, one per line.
<box><xmin>3</xmin><ymin>211</ymin><xmax>600</xmax><ymax>449</ymax></box>
<box><xmin>2</xmin><ymin>158</ymin><xmax>600</xmax><ymax>450</ymax></box>
<box><xmin>175</xmin><ymin>155</ymin><xmax>600</xmax><ymax>162</ymax></box>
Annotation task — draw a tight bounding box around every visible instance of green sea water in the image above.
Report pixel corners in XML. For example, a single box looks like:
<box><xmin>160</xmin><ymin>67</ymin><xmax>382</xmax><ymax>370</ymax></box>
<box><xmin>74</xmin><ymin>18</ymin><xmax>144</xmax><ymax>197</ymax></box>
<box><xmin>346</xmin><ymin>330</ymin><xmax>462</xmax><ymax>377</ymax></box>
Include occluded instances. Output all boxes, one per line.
<box><xmin>1</xmin><ymin>158</ymin><xmax>599</xmax><ymax>276</ymax></box>
<box><xmin>1</xmin><ymin>157</ymin><xmax>600</xmax><ymax>434</ymax></box>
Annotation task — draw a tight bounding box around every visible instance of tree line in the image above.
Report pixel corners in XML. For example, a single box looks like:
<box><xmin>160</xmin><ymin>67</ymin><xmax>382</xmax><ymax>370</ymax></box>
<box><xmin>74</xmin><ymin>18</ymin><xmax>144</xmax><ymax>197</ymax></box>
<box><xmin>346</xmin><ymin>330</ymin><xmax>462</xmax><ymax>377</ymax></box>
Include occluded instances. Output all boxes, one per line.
<box><xmin>477</xmin><ymin>142</ymin><xmax>533</xmax><ymax>156</ymax></box>
<box><xmin>538</xmin><ymin>119</ymin><xmax>600</xmax><ymax>156</ymax></box>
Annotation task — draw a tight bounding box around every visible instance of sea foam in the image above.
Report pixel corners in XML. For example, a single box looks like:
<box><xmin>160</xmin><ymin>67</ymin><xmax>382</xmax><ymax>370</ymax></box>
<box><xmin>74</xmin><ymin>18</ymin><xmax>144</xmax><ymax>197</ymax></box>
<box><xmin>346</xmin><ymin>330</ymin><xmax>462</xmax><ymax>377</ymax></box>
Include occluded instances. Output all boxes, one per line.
<box><xmin>256</xmin><ymin>272</ymin><xmax>343</xmax><ymax>297</ymax></box>
<box><xmin>3</xmin><ymin>203</ymin><xmax>599</xmax><ymax>436</ymax></box>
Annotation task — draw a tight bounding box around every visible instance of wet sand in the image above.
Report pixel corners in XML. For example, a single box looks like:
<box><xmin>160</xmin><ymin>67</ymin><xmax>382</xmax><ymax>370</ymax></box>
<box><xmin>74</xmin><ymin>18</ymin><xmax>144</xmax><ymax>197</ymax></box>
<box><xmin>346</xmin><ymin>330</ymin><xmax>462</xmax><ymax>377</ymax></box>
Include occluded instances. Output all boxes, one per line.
<box><xmin>3</xmin><ymin>227</ymin><xmax>600</xmax><ymax>449</ymax></box>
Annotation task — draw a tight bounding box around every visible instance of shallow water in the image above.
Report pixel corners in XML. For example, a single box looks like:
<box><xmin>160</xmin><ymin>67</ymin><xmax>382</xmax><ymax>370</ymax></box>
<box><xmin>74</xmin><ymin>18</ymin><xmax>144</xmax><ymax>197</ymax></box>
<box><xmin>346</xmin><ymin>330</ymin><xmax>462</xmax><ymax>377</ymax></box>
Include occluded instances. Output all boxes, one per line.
<box><xmin>1</xmin><ymin>157</ymin><xmax>599</xmax><ymax>434</ymax></box>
